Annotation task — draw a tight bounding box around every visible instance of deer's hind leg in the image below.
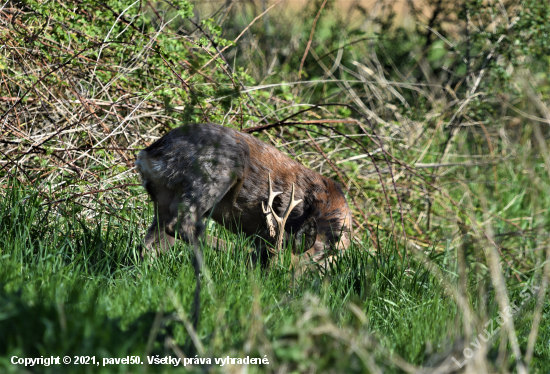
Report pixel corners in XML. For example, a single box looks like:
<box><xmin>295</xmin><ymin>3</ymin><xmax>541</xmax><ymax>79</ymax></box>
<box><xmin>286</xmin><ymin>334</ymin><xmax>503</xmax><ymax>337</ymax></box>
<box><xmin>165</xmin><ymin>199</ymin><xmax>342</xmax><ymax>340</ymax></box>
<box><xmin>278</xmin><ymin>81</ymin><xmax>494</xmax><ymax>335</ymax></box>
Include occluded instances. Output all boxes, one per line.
<box><xmin>142</xmin><ymin>183</ymin><xmax>177</xmax><ymax>256</ymax></box>
<box><xmin>142</xmin><ymin>169</ymin><xmax>245</xmax><ymax>256</ymax></box>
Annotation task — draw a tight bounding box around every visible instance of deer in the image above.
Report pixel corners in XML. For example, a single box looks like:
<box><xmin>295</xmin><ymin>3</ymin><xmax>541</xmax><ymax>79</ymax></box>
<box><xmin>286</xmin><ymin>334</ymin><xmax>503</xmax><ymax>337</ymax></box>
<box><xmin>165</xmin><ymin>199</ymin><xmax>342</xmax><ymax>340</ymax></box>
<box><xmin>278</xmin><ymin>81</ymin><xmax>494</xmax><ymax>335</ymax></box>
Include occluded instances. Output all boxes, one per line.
<box><xmin>135</xmin><ymin>122</ymin><xmax>352</xmax><ymax>270</ymax></box>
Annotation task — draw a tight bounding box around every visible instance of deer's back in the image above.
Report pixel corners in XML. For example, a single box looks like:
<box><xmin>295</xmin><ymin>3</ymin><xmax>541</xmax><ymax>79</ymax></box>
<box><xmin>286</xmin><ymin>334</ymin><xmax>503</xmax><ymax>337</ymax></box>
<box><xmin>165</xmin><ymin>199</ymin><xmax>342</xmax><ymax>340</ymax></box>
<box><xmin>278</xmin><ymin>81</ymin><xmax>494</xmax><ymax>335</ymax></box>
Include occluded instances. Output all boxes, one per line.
<box><xmin>136</xmin><ymin>123</ymin><xmax>250</xmax><ymax>190</ymax></box>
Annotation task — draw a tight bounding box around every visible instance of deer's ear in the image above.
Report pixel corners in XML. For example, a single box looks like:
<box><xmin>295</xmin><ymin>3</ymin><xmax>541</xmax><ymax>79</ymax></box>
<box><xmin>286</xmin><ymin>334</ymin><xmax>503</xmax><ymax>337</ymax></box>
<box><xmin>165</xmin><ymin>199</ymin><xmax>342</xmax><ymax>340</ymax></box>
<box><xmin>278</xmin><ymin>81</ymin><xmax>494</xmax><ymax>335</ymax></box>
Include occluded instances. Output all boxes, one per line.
<box><xmin>293</xmin><ymin>217</ymin><xmax>317</xmax><ymax>253</ymax></box>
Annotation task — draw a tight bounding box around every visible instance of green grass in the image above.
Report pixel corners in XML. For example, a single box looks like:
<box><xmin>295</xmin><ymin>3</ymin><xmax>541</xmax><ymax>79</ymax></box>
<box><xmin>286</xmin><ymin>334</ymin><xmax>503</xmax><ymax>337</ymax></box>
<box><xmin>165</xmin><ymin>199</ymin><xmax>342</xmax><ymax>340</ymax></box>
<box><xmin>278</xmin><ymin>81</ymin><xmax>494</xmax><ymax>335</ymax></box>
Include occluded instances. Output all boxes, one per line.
<box><xmin>1</xmin><ymin>175</ymin><xmax>548</xmax><ymax>373</ymax></box>
<box><xmin>0</xmin><ymin>180</ymin><xmax>448</xmax><ymax>373</ymax></box>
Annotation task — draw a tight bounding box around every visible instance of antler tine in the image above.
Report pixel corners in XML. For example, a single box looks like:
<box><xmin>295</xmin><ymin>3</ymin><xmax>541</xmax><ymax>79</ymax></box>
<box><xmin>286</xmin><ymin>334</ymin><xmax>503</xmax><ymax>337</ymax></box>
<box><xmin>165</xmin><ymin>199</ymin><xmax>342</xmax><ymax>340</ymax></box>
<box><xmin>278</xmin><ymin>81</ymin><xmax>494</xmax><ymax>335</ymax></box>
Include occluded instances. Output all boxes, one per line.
<box><xmin>262</xmin><ymin>173</ymin><xmax>282</xmax><ymax>239</ymax></box>
<box><xmin>283</xmin><ymin>183</ymin><xmax>302</xmax><ymax>222</ymax></box>
<box><xmin>261</xmin><ymin>174</ymin><xmax>303</xmax><ymax>252</ymax></box>
<box><xmin>261</xmin><ymin>173</ymin><xmax>282</xmax><ymax>215</ymax></box>
<box><xmin>273</xmin><ymin>183</ymin><xmax>303</xmax><ymax>252</ymax></box>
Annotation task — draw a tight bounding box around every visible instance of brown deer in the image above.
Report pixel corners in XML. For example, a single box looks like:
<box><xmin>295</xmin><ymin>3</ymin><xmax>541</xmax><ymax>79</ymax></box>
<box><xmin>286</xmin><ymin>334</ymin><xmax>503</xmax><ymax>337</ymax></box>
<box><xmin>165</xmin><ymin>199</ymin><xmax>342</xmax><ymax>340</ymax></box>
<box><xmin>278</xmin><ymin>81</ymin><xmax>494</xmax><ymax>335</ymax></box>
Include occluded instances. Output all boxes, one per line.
<box><xmin>135</xmin><ymin>122</ymin><xmax>352</xmax><ymax>269</ymax></box>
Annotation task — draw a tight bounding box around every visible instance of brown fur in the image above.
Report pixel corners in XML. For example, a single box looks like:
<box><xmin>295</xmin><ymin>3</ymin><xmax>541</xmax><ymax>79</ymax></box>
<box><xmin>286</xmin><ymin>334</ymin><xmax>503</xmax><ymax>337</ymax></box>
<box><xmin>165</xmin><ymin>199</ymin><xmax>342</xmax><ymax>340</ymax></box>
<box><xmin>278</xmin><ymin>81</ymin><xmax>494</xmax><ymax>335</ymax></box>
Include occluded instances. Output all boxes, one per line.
<box><xmin>136</xmin><ymin>123</ymin><xmax>352</xmax><ymax>268</ymax></box>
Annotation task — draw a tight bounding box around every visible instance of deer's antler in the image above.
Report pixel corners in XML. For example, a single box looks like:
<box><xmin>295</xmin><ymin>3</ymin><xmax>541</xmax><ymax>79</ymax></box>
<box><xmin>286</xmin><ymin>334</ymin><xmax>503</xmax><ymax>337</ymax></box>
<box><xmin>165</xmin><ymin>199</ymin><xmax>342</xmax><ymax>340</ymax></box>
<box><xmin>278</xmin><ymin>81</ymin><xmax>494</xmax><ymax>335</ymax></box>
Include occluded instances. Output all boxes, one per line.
<box><xmin>262</xmin><ymin>173</ymin><xmax>282</xmax><ymax>238</ymax></box>
<box><xmin>262</xmin><ymin>173</ymin><xmax>303</xmax><ymax>253</ymax></box>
